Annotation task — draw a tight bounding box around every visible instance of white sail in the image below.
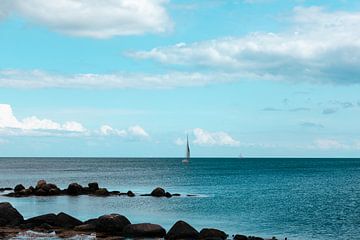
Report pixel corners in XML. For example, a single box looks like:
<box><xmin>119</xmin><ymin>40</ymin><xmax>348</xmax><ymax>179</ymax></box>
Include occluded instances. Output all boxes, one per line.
<box><xmin>182</xmin><ymin>135</ymin><xmax>190</xmax><ymax>163</ymax></box>
<box><xmin>186</xmin><ymin>135</ymin><xmax>190</xmax><ymax>160</ymax></box>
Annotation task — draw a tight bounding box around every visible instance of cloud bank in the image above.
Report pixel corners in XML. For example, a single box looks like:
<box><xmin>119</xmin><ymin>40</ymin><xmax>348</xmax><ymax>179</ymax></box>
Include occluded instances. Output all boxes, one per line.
<box><xmin>0</xmin><ymin>0</ymin><xmax>171</xmax><ymax>38</ymax></box>
<box><xmin>193</xmin><ymin>128</ymin><xmax>240</xmax><ymax>146</ymax></box>
<box><xmin>0</xmin><ymin>69</ymin><xmax>235</xmax><ymax>89</ymax></box>
<box><xmin>0</xmin><ymin>104</ymin><xmax>149</xmax><ymax>140</ymax></box>
<box><xmin>130</xmin><ymin>7</ymin><xmax>360</xmax><ymax>85</ymax></box>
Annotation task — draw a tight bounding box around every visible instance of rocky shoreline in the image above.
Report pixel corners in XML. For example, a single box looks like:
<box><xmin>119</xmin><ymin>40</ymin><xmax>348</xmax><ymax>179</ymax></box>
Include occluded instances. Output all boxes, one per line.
<box><xmin>2</xmin><ymin>180</ymin><xmax>185</xmax><ymax>198</ymax></box>
<box><xmin>0</xmin><ymin>202</ymin><xmax>282</xmax><ymax>240</ymax></box>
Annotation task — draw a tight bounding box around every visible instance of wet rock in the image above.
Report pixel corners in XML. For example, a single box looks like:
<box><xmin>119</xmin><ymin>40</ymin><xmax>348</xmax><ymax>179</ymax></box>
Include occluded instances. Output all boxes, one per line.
<box><xmin>0</xmin><ymin>202</ymin><xmax>24</xmax><ymax>226</ymax></box>
<box><xmin>14</xmin><ymin>184</ymin><xmax>25</xmax><ymax>193</ymax></box>
<box><xmin>19</xmin><ymin>189</ymin><xmax>32</xmax><ymax>196</ymax></box>
<box><xmin>95</xmin><ymin>214</ymin><xmax>131</xmax><ymax>234</ymax></box>
<box><xmin>200</xmin><ymin>228</ymin><xmax>228</xmax><ymax>240</ymax></box>
<box><xmin>95</xmin><ymin>188</ymin><xmax>110</xmax><ymax>196</ymax></box>
<box><xmin>172</xmin><ymin>193</ymin><xmax>181</xmax><ymax>197</ymax></box>
<box><xmin>0</xmin><ymin>187</ymin><xmax>13</xmax><ymax>192</ymax></box>
<box><xmin>36</xmin><ymin>180</ymin><xmax>47</xmax><ymax>190</ymax></box>
<box><xmin>123</xmin><ymin>223</ymin><xmax>166</xmax><ymax>238</ymax></box>
<box><xmin>67</xmin><ymin>183</ymin><xmax>83</xmax><ymax>195</ymax></box>
<box><xmin>166</xmin><ymin>220</ymin><xmax>200</xmax><ymax>240</ymax></box>
<box><xmin>151</xmin><ymin>187</ymin><xmax>166</xmax><ymax>197</ymax></box>
<box><xmin>35</xmin><ymin>188</ymin><xmax>47</xmax><ymax>196</ymax></box>
<box><xmin>88</xmin><ymin>182</ymin><xmax>99</xmax><ymax>192</ymax></box>
<box><xmin>165</xmin><ymin>192</ymin><xmax>172</xmax><ymax>198</ymax></box>
<box><xmin>56</xmin><ymin>212</ymin><xmax>83</xmax><ymax>228</ymax></box>
<box><xmin>234</xmin><ymin>235</ymin><xmax>248</xmax><ymax>240</ymax></box>
<box><xmin>74</xmin><ymin>223</ymin><xmax>96</xmax><ymax>231</ymax></box>
<box><xmin>25</xmin><ymin>213</ymin><xmax>58</xmax><ymax>227</ymax></box>
<box><xmin>127</xmin><ymin>191</ymin><xmax>135</xmax><ymax>197</ymax></box>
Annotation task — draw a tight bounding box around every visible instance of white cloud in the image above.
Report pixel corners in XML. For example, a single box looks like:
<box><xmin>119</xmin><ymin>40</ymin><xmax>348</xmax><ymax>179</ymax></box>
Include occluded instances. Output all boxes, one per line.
<box><xmin>0</xmin><ymin>104</ymin><xmax>86</xmax><ymax>136</ymax></box>
<box><xmin>100</xmin><ymin>125</ymin><xmax>127</xmax><ymax>137</ymax></box>
<box><xmin>0</xmin><ymin>0</ymin><xmax>172</xmax><ymax>38</ymax></box>
<box><xmin>99</xmin><ymin>124</ymin><xmax>149</xmax><ymax>139</ymax></box>
<box><xmin>130</xmin><ymin>7</ymin><xmax>360</xmax><ymax>84</ymax></box>
<box><xmin>313</xmin><ymin>139</ymin><xmax>348</xmax><ymax>150</ymax></box>
<box><xmin>192</xmin><ymin>128</ymin><xmax>240</xmax><ymax>146</ymax></box>
<box><xmin>0</xmin><ymin>69</ymin><xmax>236</xmax><ymax>89</ymax></box>
<box><xmin>128</xmin><ymin>125</ymin><xmax>149</xmax><ymax>138</ymax></box>
<box><xmin>0</xmin><ymin>104</ymin><xmax>149</xmax><ymax>140</ymax></box>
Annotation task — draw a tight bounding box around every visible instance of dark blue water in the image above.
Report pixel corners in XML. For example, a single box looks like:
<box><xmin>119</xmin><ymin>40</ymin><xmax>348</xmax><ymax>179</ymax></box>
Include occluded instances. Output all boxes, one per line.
<box><xmin>1</xmin><ymin>158</ymin><xmax>360</xmax><ymax>240</ymax></box>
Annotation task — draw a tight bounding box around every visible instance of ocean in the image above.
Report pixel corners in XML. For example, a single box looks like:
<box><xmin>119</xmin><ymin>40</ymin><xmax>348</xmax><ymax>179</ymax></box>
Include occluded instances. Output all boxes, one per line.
<box><xmin>0</xmin><ymin>157</ymin><xmax>359</xmax><ymax>240</ymax></box>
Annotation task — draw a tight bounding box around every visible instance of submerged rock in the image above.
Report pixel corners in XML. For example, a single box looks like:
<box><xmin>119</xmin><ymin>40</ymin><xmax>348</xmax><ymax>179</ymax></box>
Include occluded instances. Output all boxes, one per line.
<box><xmin>95</xmin><ymin>214</ymin><xmax>131</xmax><ymax>234</ymax></box>
<box><xmin>151</xmin><ymin>187</ymin><xmax>166</xmax><ymax>197</ymax></box>
<box><xmin>166</xmin><ymin>220</ymin><xmax>200</xmax><ymax>240</ymax></box>
<box><xmin>200</xmin><ymin>228</ymin><xmax>228</xmax><ymax>240</ymax></box>
<box><xmin>123</xmin><ymin>223</ymin><xmax>166</xmax><ymax>238</ymax></box>
<box><xmin>0</xmin><ymin>202</ymin><xmax>24</xmax><ymax>226</ymax></box>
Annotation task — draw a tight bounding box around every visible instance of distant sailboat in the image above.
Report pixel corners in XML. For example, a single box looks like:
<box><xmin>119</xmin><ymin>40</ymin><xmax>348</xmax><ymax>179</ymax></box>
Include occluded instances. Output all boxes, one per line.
<box><xmin>182</xmin><ymin>135</ymin><xmax>190</xmax><ymax>163</ymax></box>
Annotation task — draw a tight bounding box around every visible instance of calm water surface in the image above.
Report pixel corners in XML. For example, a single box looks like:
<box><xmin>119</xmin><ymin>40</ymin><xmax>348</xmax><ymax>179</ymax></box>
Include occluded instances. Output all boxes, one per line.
<box><xmin>1</xmin><ymin>158</ymin><xmax>360</xmax><ymax>240</ymax></box>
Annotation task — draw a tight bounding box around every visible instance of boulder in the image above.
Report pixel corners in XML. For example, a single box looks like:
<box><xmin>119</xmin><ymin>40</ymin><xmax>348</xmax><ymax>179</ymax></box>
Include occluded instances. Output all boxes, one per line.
<box><xmin>67</xmin><ymin>183</ymin><xmax>83</xmax><ymax>195</ymax></box>
<box><xmin>0</xmin><ymin>202</ymin><xmax>24</xmax><ymax>226</ymax></box>
<box><xmin>94</xmin><ymin>188</ymin><xmax>110</xmax><ymax>196</ymax></box>
<box><xmin>14</xmin><ymin>184</ymin><xmax>25</xmax><ymax>193</ymax></box>
<box><xmin>25</xmin><ymin>213</ymin><xmax>58</xmax><ymax>227</ymax></box>
<box><xmin>95</xmin><ymin>214</ymin><xmax>131</xmax><ymax>234</ymax></box>
<box><xmin>200</xmin><ymin>228</ymin><xmax>228</xmax><ymax>240</ymax></box>
<box><xmin>56</xmin><ymin>212</ymin><xmax>83</xmax><ymax>228</ymax></box>
<box><xmin>166</xmin><ymin>220</ymin><xmax>200</xmax><ymax>240</ymax></box>
<box><xmin>36</xmin><ymin>180</ymin><xmax>47</xmax><ymax>189</ymax></box>
<box><xmin>88</xmin><ymin>182</ymin><xmax>99</xmax><ymax>191</ymax></box>
<box><xmin>127</xmin><ymin>191</ymin><xmax>135</xmax><ymax>197</ymax></box>
<box><xmin>35</xmin><ymin>189</ymin><xmax>47</xmax><ymax>196</ymax></box>
<box><xmin>165</xmin><ymin>192</ymin><xmax>172</xmax><ymax>198</ymax></box>
<box><xmin>151</xmin><ymin>187</ymin><xmax>166</xmax><ymax>197</ymax></box>
<box><xmin>234</xmin><ymin>235</ymin><xmax>248</xmax><ymax>240</ymax></box>
<box><xmin>19</xmin><ymin>189</ymin><xmax>32</xmax><ymax>196</ymax></box>
<box><xmin>123</xmin><ymin>223</ymin><xmax>166</xmax><ymax>238</ymax></box>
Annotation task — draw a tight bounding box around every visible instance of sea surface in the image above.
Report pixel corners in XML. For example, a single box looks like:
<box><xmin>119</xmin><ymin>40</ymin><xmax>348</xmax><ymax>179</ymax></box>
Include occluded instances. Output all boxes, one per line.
<box><xmin>0</xmin><ymin>158</ymin><xmax>360</xmax><ymax>240</ymax></box>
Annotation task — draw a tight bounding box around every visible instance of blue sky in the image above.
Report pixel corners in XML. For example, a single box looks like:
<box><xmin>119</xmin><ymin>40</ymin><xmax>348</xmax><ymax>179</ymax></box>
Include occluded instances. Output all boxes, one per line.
<box><xmin>1</xmin><ymin>0</ymin><xmax>360</xmax><ymax>157</ymax></box>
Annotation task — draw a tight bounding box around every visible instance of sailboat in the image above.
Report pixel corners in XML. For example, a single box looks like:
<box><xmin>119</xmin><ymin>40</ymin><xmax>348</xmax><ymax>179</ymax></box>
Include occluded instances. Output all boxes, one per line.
<box><xmin>182</xmin><ymin>135</ymin><xmax>190</xmax><ymax>163</ymax></box>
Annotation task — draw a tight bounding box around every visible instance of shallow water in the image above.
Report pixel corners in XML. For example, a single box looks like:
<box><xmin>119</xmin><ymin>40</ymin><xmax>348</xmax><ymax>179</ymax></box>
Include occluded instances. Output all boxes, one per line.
<box><xmin>1</xmin><ymin>158</ymin><xmax>360</xmax><ymax>240</ymax></box>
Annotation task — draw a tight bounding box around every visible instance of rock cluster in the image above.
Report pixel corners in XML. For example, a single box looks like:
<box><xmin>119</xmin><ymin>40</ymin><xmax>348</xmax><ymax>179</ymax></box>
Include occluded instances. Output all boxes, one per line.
<box><xmin>3</xmin><ymin>180</ymin><xmax>184</xmax><ymax>198</ymax></box>
<box><xmin>0</xmin><ymin>202</ymin><xmax>281</xmax><ymax>239</ymax></box>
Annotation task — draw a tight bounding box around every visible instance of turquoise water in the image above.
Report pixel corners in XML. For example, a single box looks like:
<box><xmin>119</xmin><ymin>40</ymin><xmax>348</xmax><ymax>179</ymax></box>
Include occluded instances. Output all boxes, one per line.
<box><xmin>1</xmin><ymin>158</ymin><xmax>360</xmax><ymax>240</ymax></box>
